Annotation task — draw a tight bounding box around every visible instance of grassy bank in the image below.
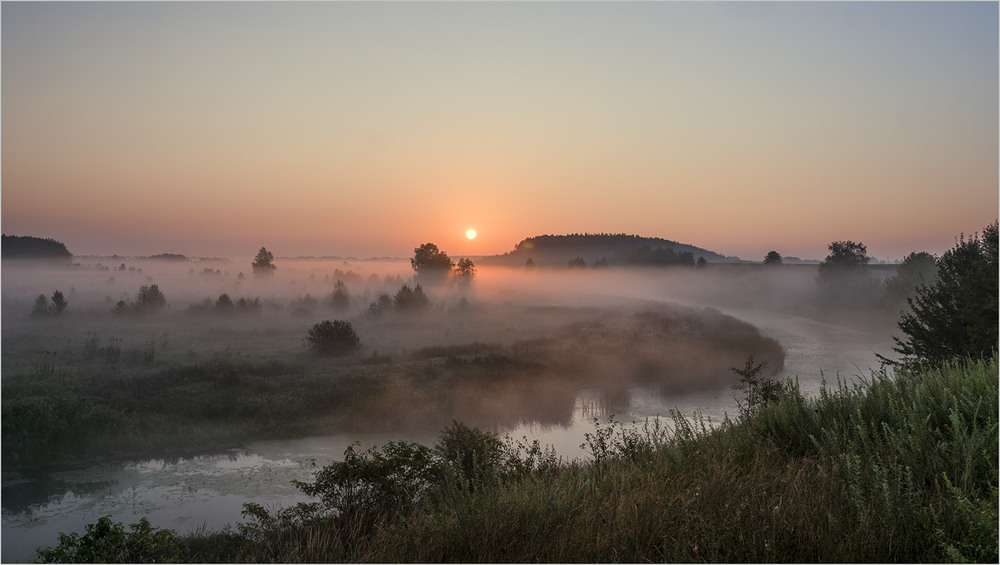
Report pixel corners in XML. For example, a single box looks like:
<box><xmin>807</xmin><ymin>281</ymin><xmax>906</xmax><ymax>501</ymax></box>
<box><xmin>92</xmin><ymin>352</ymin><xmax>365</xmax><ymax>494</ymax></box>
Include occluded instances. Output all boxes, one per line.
<box><xmin>37</xmin><ymin>355</ymin><xmax>998</xmax><ymax>563</ymax></box>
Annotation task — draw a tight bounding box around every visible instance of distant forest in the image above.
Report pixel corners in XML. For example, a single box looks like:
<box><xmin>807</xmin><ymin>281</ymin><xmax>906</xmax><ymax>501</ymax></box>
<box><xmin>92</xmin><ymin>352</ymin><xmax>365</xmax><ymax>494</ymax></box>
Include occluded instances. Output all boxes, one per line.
<box><xmin>1</xmin><ymin>234</ymin><xmax>72</xmax><ymax>259</ymax></box>
<box><xmin>482</xmin><ymin>233</ymin><xmax>738</xmax><ymax>267</ymax></box>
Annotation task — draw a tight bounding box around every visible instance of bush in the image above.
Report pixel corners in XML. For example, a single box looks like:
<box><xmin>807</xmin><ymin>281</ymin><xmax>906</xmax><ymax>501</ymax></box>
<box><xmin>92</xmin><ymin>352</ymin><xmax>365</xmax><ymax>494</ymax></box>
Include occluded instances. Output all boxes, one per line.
<box><xmin>304</xmin><ymin>320</ymin><xmax>360</xmax><ymax>356</ymax></box>
<box><xmin>731</xmin><ymin>355</ymin><xmax>786</xmax><ymax>419</ymax></box>
<box><xmin>35</xmin><ymin>516</ymin><xmax>182</xmax><ymax>563</ymax></box>
<box><xmin>293</xmin><ymin>440</ymin><xmax>441</xmax><ymax>525</ymax></box>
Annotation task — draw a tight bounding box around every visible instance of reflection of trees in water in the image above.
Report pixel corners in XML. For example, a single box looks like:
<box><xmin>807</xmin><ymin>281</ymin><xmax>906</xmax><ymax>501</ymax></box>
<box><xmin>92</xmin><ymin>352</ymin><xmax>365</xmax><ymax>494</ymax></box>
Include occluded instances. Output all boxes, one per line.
<box><xmin>578</xmin><ymin>387</ymin><xmax>632</xmax><ymax>419</ymax></box>
<box><xmin>345</xmin><ymin>305</ymin><xmax>782</xmax><ymax>434</ymax></box>
<box><xmin>1</xmin><ymin>476</ymin><xmax>115</xmax><ymax>515</ymax></box>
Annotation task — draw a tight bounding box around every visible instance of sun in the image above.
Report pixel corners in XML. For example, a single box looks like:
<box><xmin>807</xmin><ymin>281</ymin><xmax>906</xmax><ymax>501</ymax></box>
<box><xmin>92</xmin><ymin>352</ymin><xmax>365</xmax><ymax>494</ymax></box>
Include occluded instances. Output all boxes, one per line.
<box><xmin>466</xmin><ymin>228</ymin><xmax>477</xmax><ymax>240</ymax></box>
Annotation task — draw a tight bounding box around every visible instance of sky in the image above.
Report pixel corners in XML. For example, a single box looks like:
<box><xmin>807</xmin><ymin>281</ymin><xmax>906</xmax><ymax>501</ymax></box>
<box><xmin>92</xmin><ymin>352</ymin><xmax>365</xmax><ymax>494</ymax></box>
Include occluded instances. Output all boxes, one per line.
<box><xmin>2</xmin><ymin>1</ymin><xmax>997</xmax><ymax>262</ymax></box>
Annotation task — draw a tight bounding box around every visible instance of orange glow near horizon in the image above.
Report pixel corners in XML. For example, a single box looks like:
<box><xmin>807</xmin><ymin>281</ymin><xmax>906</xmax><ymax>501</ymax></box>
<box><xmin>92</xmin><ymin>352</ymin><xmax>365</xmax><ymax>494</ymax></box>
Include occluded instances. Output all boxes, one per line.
<box><xmin>1</xmin><ymin>2</ymin><xmax>996</xmax><ymax>261</ymax></box>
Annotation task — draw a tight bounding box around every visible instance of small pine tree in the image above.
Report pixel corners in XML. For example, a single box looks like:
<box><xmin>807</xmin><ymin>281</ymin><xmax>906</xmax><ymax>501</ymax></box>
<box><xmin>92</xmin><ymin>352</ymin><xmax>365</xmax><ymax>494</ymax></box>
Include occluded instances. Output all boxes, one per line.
<box><xmin>49</xmin><ymin>290</ymin><xmax>68</xmax><ymax>315</ymax></box>
<box><xmin>134</xmin><ymin>284</ymin><xmax>166</xmax><ymax>313</ymax></box>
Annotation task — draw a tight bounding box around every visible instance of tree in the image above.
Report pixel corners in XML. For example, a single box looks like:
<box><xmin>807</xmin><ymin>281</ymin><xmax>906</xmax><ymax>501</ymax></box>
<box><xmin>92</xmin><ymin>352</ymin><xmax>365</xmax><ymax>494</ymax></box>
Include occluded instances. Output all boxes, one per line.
<box><xmin>763</xmin><ymin>251</ymin><xmax>783</xmax><ymax>265</ymax></box>
<box><xmin>411</xmin><ymin>243</ymin><xmax>453</xmax><ymax>283</ymax></box>
<box><xmin>817</xmin><ymin>240</ymin><xmax>876</xmax><ymax>305</ymax></box>
<box><xmin>304</xmin><ymin>320</ymin><xmax>361</xmax><ymax>356</ymax></box>
<box><xmin>891</xmin><ymin>221</ymin><xmax>998</xmax><ymax>369</ymax></box>
<box><xmin>365</xmin><ymin>292</ymin><xmax>393</xmax><ymax>319</ymax></box>
<box><xmin>567</xmin><ymin>257</ymin><xmax>587</xmax><ymax>269</ymax></box>
<box><xmin>454</xmin><ymin>258</ymin><xmax>476</xmax><ymax>288</ymax></box>
<box><xmin>329</xmin><ymin>280</ymin><xmax>350</xmax><ymax>311</ymax></box>
<box><xmin>49</xmin><ymin>290</ymin><xmax>68</xmax><ymax>315</ymax></box>
<box><xmin>31</xmin><ymin>294</ymin><xmax>50</xmax><ymax>318</ymax></box>
<box><xmin>819</xmin><ymin>241</ymin><xmax>869</xmax><ymax>274</ymax></box>
<box><xmin>393</xmin><ymin>283</ymin><xmax>429</xmax><ymax>311</ymax></box>
<box><xmin>252</xmin><ymin>247</ymin><xmax>276</xmax><ymax>276</ymax></box>
<box><xmin>236</xmin><ymin>296</ymin><xmax>263</xmax><ymax>313</ymax></box>
<box><xmin>213</xmin><ymin>293</ymin><xmax>235</xmax><ymax>314</ymax></box>
<box><xmin>881</xmin><ymin>251</ymin><xmax>937</xmax><ymax>313</ymax></box>
<box><xmin>133</xmin><ymin>284</ymin><xmax>166</xmax><ymax>313</ymax></box>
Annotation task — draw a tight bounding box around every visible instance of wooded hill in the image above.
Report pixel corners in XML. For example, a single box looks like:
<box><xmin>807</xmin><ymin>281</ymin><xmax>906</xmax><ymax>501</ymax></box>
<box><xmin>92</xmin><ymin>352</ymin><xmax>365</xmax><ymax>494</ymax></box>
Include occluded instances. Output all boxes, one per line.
<box><xmin>1</xmin><ymin>234</ymin><xmax>72</xmax><ymax>260</ymax></box>
<box><xmin>481</xmin><ymin>233</ymin><xmax>739</xmax><ymax>267</ymax></box>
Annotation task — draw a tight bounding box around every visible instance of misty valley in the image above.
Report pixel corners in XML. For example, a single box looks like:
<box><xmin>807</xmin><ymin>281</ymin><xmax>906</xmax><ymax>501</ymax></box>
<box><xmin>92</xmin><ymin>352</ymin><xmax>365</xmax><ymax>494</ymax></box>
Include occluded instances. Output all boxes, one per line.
<box><xmin>6</xmin><ymin>224</ymin><xmax>995</xmax><ymax>564</ymax></box>
<box><xmin>1</xmin><ymin>252</ymin><xmax>904</xmax><ymax>561</ymax></box>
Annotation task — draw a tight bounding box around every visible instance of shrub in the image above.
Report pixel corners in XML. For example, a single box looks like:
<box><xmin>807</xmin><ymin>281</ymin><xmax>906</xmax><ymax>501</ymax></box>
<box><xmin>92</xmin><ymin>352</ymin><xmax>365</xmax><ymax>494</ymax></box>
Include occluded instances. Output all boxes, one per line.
<box><xmin>434</xmin><ymin>421</ymin><xmax>504</xmax><ymax>490</ymax></box>
<box><xmin>304</xmin><ymin>320</ymin><xmax>360</xmax><ymax>356</ymax></box>
<box><xmin>34</xmin><ymin>516</ymin><xmax>182</xmax><ymax>563</ymax></box>
<box><xmin>731</xmin><ymin>355</ymin><xmax>785</xmax><ymax>419</ymax></box>
<box><xmin>293</xmin><ymin>440</ymin><xmax>441</xmax><ymax>524</ymax></box>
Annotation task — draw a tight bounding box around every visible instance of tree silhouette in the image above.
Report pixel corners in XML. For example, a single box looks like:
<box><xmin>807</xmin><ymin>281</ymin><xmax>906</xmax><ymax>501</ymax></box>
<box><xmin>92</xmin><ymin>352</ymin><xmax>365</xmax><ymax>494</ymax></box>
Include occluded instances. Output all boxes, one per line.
<box><xmin>31</xmin><ymin>294</ymin><xmax>49</xmax><ymax>318</ymax></box>
<box><xmin>394</xmin><ymin>283</ymin><xmax>429</xmax><ymax>311</ymax></box>
<box><xmin>817</xmin><ymin>240</ymin><xmax>876</xmax><ymax>305</ymax></box>
<box><xmin>411</xmin><ymin>243</ymin><xmax>454</xmax><ymax>283</ymax></box>
<box><xmin>49</xmin><ymin>290</ymin><xmax>68</xmax><ymax>315</ymax></box>
<box><xmin>252</xmin><ymin>247</ymin><xmax>276</xmax><ymax>276</ymax></box>
<box><xmin>134</xmin><ymin>284</ymin><xmax>167</xmax><ymax>313</ymax></box>
<box><xmin>763</xmin><ymin>251</ymin><xmax>783</xmax><ymax>265</ymax></box>
<box><xmin>819</xmin><ymin>241</ymin><xmax>869</xmax><ymax>275</ymax></box>
<box><xmin>329</xmin><ymin>280</ymin><xmax>350</xmax><ymax>311</ymax></box>
<box><xmin>891</xmin><ymin>221</ymin><xmax>998</xmax><ymax>369</ymax></box>
<box><xmin>454</xmin><ymin>258</ymin><xmax>476</xmax><ymax>288</ymax></box>
<box><xmin>213</xmin><ymin>293</ymin><xmax>235</xmax><ymax>314</ymax></box>
<box><xmin>881</xmin><ymin>251</ymin><xmax>937</xmax><ymax>313</ymax></box>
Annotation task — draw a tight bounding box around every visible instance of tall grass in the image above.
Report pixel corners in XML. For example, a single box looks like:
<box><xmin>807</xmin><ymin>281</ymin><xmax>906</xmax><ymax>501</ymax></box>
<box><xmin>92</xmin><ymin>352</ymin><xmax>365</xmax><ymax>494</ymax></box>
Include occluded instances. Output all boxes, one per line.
<box><xmin>33</xmin><ymin>356</ymin><xmax>998</xmax><ymax>562</ymax></box>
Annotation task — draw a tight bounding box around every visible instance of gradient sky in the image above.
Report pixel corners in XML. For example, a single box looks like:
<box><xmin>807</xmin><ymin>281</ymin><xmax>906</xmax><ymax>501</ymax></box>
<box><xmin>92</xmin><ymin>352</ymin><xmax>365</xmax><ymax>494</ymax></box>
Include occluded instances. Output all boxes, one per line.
<box><xmin>3</xmin><ymin>1</ymin><xmax>997</xmax><ymax>261</ymax></box>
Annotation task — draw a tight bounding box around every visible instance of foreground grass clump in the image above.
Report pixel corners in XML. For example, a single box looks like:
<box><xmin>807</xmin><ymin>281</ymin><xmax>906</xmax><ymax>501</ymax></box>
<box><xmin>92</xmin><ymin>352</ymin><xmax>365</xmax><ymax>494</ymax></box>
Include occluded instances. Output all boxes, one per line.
<box><xmin>36</xmin><ymin>356</ymin><xmax>998</xmax><ymax>563</ymax></box>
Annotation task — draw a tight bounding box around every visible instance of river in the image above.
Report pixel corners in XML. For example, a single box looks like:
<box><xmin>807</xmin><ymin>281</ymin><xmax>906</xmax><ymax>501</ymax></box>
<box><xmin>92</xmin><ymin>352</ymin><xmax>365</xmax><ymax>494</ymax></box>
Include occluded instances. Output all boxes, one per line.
<box><xmin>1</xmin><ymin>307</ymin><xmax>896</xmax><ymax>563</ymax></box>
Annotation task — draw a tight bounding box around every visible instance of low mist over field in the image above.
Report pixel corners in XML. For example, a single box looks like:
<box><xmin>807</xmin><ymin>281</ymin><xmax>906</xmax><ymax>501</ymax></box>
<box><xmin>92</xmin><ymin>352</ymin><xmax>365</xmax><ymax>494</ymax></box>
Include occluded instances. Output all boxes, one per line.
<box><xmin>4</xmin><ymin>237</ymin><xmax>921</xmax><ymax>448</ymax></box>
